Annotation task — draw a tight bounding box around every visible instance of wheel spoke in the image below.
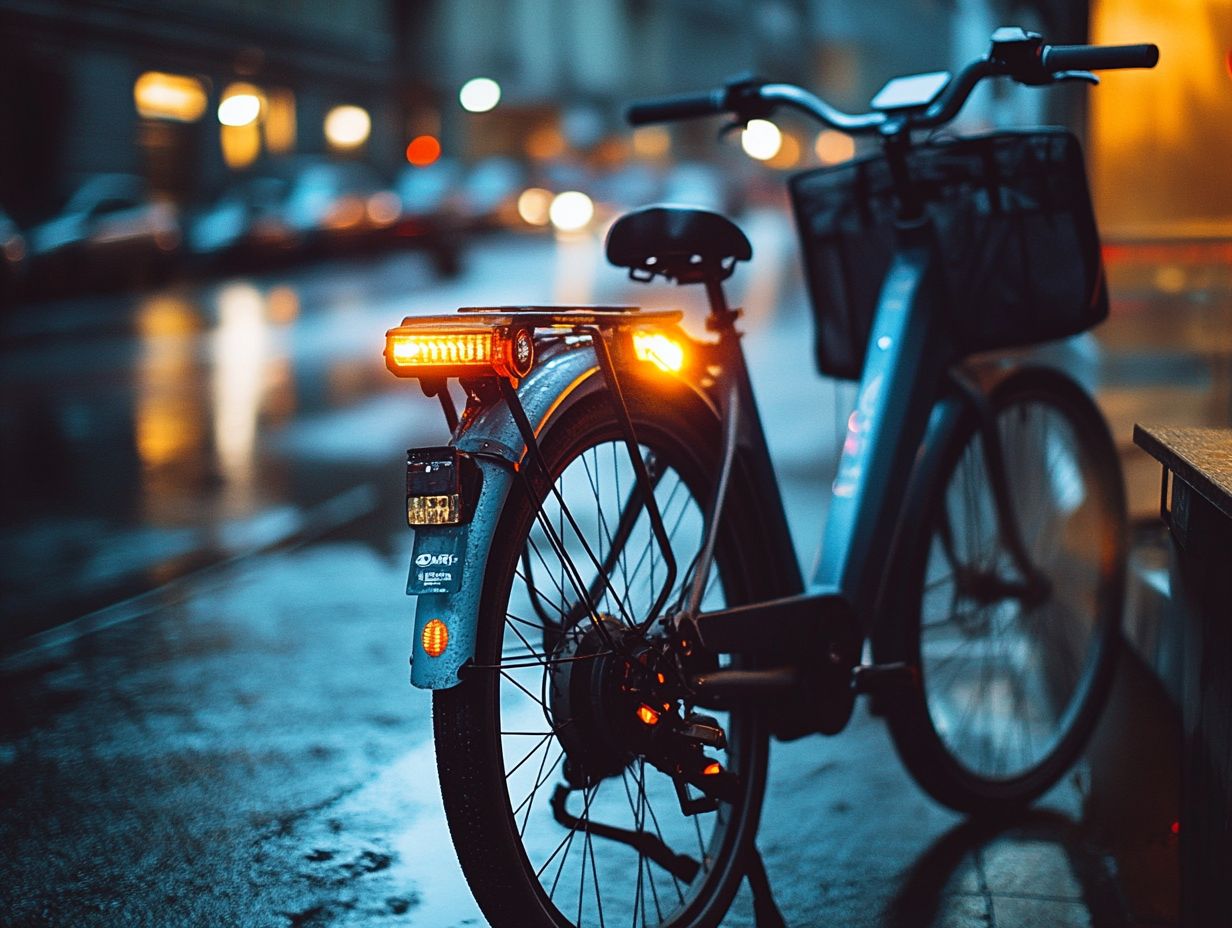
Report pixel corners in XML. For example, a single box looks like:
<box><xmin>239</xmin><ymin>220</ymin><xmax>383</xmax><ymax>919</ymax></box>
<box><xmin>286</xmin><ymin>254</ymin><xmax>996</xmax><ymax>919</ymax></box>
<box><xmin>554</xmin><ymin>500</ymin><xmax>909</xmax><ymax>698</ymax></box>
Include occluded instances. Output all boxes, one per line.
<box><xmin>911</xmin><ymin>390</ymin><xmax>1120</xmax><ymax>788</ymax></box>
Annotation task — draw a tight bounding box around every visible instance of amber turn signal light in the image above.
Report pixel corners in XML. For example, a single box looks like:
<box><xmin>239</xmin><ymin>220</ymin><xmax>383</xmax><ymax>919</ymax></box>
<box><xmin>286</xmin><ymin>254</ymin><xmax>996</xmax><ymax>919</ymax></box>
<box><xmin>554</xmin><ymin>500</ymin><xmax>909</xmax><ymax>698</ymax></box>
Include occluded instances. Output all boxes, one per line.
<box><xmin>385</xmin><ymin>325</ymin><xmax>534</xmax><ymax>381</ymax></box>
<box><xmin>422</xmin><ymin>619</ymin><xmax>449</xmax><ymax>658</ymax></box>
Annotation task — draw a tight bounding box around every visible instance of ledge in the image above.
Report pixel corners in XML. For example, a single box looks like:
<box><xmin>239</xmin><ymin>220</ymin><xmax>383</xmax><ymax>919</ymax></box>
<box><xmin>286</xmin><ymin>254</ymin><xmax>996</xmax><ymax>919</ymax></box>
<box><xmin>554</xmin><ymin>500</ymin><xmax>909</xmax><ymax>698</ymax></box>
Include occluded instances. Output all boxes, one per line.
<box><xmin>1133</xmin><ymin>425</ymin><xmax>1232</xmax><ymax>522</ymax></box>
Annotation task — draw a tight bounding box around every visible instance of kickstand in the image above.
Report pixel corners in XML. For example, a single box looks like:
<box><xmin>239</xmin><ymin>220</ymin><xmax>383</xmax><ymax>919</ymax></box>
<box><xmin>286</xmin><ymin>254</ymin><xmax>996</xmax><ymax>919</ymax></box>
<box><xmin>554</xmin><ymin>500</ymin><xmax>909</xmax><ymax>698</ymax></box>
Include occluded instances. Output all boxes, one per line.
<box><xmin>746</xmin><ymin>843</ymin><xmax>786</xmax><ymax>928</ymax></box>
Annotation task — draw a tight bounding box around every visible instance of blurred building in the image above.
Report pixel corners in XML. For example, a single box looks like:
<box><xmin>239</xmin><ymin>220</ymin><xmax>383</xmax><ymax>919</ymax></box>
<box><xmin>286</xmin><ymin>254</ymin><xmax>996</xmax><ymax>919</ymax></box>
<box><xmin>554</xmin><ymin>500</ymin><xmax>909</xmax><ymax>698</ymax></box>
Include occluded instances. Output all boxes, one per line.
<box><xmin>0</xmin><ymin>0</ymin><xmax>1226</xmax><ymax>239</ymax></box>
<box><xmin>0</xmin><ymin>0</ymin><xmax>399</xmax><ymax>220</ymax></box>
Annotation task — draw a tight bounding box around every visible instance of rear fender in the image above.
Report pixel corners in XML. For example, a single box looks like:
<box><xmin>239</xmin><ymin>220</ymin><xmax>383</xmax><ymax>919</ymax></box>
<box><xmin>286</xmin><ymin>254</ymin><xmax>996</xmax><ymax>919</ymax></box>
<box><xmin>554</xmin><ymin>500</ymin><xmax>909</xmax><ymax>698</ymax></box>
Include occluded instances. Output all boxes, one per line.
<box><xmin>410</xmin><ymin>334</ymin><xmax>720</xmax><ymax>689</ymax></box>
<box><xmin>409</xmin><ymin>342</ymin><xmax>603</xmax><ymax>689</ymax></box>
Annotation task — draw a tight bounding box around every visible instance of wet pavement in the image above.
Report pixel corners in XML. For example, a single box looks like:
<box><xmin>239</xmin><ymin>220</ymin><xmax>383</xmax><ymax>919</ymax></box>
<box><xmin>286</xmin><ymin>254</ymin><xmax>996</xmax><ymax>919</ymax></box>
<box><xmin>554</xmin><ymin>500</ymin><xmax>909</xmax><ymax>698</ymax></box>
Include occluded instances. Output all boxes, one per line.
<box><xmin>1</xmin><ymin>226</ymin><xmax>1227</xmax><ymax>926</ymax></box>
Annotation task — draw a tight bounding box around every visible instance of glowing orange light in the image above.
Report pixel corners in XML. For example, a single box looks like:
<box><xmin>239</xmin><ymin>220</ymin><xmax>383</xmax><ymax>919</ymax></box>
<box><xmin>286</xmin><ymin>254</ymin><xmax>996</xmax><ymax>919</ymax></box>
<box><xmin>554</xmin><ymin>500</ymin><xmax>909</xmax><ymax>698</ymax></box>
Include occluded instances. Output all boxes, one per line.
<box><xmin>134</xmin><ymin>72</ymin><xmax>208</xmax><ymax>122</ymax></box>
<box><xmin>323</xmin><ymin>197</ymin><xmax>365</xmax><ymax>230</ymax></box>
<box><xmin>632</xmin><ymin>331</ymin><xmax>685</xmax><ymax>374</ymax></box>
<box><xmin>766</xmin><ymin>132</ymin><xmax>801</xmax><ymax>170</ymax></box>
<box><xmin>815</xmin><ymin>129</ymin><xmax>855</xmax><ymax>165</ymax></box>
<box><xmin>703</xmin><ymin>762</ymin><xmax>721</xmax><ymax>776</ymax></box>
<box><xmin>656</xmin><ymin>672</ymin><xmax>666</xmax><ymax>684</ymax></box>
<box><xmin>388</xmin><ymin>331</ymin><xmax>494</xmax><ymax>369</ymax></box>
<box><xmin>636</xmin><ymin>704</ymin><xmax>660</xmax><ymax>726</ymax></box>
<box><xmin>406</xmin><ymin>134</ymin><xmax>442</xmax><ymax>166</ymax></box>
<box><xmin>385</xmin><ymin>326</ymin><xmax>535</xmax><ymax>382</ymax></box>
<box><xmin>422</xmin><ymin>619</ymin><xmax>449</xmax><ymax>658</ymax></box>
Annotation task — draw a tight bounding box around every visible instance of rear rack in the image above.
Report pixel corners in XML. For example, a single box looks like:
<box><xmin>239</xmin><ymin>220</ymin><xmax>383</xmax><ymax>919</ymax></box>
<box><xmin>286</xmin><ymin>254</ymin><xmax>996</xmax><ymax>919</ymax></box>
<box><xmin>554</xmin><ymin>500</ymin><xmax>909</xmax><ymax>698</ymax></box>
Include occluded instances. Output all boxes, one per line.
<box><xmin>393</xmin><ymin>305</ymin><xmax>683</xmax><ymax>331</ymax></box>
<box><xmin>386</xmin><ymin>302</ymin><xmax>692</xmax><ymax>637</ymax></box>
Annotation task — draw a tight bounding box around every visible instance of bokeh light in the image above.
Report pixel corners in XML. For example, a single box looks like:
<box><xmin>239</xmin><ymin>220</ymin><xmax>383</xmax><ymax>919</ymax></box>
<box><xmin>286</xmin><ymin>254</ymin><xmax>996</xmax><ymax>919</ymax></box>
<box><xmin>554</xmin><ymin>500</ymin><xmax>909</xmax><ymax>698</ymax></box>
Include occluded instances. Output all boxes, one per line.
<box><xmin>631</xmin><ymin>125</ymin><xmax>671</xmax><ymax>159</ymax></box>
<box><xmin>217</xmin><ymin>92</ymin><xmax>260</xmax><ymax>127</ymax></box>
<box><xmin>406</xmin><ymin>134</ymin><xmax>442</xmax><ymax>166</ymax></box>
<box><xmin>767</xmin><ymin>133</ymin><xmax>801</xmax><ymax>169</ymax></box>
<box><xmin>459</xmin><ymin>77</ymin><xmax>501</xmax><ymax>113</ymax></box>
<box><xmin>741</xmin><ymin>119</ymin><xmax>782</xmax><ymax>160</ymax></box>
<box><xmin>517</xmin><ymin>187</ymin><xmax>553</xmax><ymax>226</ymax></box>
<box><xmin>324</xmin><ymin>105</ymin><xmax>371</xmax><ymax>149</ymax></box>
<box><xmin>134</xmin><ymin>72</ymin><xmax>207</xmax><ymax>122</ymax></box>
<box><xmin>549</xmin><ymin>191</ymin><xmax>594</xmax><ymax>232</ymax></box>
<box><xmin>815</xmin><ymin>129</ymin><xmax>855</xmax><ymax>165</ymax></box>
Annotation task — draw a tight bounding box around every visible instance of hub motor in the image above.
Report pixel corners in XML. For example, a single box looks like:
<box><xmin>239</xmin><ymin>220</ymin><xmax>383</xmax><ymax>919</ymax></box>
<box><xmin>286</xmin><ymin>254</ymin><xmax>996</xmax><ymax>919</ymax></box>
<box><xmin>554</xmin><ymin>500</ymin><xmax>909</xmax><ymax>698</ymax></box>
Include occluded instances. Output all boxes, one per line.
<box><xmin>548</xmin><ymin>616</ymin><xmax>652</xmax><ymax>787</ymax></box>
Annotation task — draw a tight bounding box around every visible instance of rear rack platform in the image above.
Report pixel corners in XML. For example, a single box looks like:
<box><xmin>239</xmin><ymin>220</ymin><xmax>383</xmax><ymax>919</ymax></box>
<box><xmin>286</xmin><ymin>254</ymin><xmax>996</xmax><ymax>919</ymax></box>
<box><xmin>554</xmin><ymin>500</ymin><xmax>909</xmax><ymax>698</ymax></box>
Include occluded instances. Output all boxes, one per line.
<box><xmin>394</xmin><ymin>305</ymin><xmax>683</xmax><ymax>330</ymax></box>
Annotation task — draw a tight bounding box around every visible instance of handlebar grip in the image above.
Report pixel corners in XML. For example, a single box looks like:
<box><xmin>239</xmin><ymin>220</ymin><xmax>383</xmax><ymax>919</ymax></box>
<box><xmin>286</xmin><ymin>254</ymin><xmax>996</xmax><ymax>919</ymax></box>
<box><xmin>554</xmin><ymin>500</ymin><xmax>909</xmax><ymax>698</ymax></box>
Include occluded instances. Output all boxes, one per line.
<box><xmin>626</xmin><ymin>90</ymin><xmax>727</xmax><ymax>126</ymax></box>
<box><xmin>1041</xmin><ymin>43</ymin><xmax>1159</xmax><ymax>72</ymax></box>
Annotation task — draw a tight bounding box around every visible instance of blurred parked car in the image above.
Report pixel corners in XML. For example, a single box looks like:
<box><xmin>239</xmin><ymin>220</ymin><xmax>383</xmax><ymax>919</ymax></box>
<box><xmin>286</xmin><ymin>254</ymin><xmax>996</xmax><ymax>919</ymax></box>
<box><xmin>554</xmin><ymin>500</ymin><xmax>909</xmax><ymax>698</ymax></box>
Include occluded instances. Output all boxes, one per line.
<box><xmin>461</xmin><ymin>157</ymin><xmax>526</xmax><ymax>229</ymax></box>
<box><xmin>394</xmin><ymin>158</ymin><xmax>465</xmax><ymax>275</ymax></box>
<box><xmin>0</xmin><ymin>208</ymin><xmax>28</xmax><ymax>305</ymax></box>
<box><xmin>276</xmin><ymin>157</ymin><xmax>400</xmax><ymax>254</ymax></box>
<box><xmin>27</xmin><ymin>174</ymin><xmax>180</xmax><ymax>294</ymax></box>
<box><xmin>185</xmin><ymin>175</ymin><xmax>297</xmax><ymax>271</ymax></box>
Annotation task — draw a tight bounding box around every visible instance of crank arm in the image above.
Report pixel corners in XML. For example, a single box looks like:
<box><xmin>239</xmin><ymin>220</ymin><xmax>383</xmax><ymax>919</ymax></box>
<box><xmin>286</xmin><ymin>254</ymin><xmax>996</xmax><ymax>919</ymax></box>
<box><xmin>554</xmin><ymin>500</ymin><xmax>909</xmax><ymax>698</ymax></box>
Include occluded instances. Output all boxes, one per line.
<box><xmin>549</xmin><ymin>785</ymin><xmax>701</xmax><ymax>882</ymax></box>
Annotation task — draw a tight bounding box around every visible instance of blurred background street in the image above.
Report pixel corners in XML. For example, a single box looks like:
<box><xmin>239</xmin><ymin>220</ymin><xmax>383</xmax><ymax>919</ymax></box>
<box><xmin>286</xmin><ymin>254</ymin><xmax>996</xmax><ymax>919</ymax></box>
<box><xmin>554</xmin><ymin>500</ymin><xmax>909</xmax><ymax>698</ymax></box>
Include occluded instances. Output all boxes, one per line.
<box><xmin>1</xmin><ymin>1</ymin><xmax>1230</xmax><ymax>926</ymax></box>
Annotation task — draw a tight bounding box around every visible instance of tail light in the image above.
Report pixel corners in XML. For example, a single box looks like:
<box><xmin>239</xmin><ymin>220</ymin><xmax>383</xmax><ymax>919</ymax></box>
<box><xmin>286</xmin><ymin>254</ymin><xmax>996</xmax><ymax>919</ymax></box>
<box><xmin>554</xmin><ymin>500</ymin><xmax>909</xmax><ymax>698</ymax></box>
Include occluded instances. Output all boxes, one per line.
<box><xmin>385</xmin><ymin>325</ymin><xmax>534</xmax><ymax>381</ymax></box>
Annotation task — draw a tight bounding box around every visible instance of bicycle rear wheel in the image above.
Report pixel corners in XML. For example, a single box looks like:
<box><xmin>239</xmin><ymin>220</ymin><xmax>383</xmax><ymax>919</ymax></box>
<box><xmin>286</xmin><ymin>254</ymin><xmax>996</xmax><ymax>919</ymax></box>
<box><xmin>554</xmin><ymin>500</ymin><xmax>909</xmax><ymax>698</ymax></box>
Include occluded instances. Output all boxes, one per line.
<box><xmin>875</xmin><ymin>366</ymin><xmax>1126</xmax><ymax>814</ymax></box>
<box><xmin>434</xmin><ymin>386</ymin><xmax>774</xmax><ymax>928</ymax></box>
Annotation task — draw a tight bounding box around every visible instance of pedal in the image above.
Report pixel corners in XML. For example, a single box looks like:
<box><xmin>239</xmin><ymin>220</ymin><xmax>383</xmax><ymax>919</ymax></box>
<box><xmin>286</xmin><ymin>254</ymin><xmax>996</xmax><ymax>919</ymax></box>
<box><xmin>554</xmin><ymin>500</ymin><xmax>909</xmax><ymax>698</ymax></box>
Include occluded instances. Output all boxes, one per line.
<box><xmin>680</xmin><ymin>713</ymin><xmax>727</xmax><ymax>749</ymax></box>
<box><xmin>851</xmin><ymin>662</ymin><xmax>918</xmax><ymax>695</ymax></box>
<box><xmin>673</xmin><ymin>776</ymin><xmax>719</xmax><ymax>816</ymax></box>
<box><xmin>646</xmin><ymin>736</ymin><xmax>742</xmax><ymax>815</ymax></box>
<box><xmin>670</xmin><ymin>752</ymin><xmax>741</xmax><ymax>815</ymax></box>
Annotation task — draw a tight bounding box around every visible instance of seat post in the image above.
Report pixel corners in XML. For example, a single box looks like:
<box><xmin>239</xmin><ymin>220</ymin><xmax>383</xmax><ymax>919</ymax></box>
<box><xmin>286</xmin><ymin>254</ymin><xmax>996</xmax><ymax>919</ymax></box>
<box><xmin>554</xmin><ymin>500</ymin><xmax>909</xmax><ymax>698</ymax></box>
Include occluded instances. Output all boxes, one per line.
<box><xmin>703</xmin><ymin>274</ymin><xmax>739</xmax><ymax>330</ymax></box>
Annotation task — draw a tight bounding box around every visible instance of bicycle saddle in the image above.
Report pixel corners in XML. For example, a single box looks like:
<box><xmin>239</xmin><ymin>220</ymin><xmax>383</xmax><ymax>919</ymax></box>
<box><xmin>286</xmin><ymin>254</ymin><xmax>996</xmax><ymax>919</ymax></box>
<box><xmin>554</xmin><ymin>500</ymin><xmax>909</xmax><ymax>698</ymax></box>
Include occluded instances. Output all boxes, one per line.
<box><xmin>605</xmin><ymin>205</ymin><xmax>752</xmax><ymax>284</ymax></box>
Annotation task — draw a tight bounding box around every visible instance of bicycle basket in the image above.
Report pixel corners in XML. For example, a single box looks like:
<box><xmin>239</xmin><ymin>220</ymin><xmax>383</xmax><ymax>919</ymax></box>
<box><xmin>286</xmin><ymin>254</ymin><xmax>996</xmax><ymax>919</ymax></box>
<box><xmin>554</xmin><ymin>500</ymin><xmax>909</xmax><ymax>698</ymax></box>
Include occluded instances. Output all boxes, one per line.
<box><xmin>789</xmin><ymin>129</ymin><xmax>1108</xmax><ymax>380</ymax></box>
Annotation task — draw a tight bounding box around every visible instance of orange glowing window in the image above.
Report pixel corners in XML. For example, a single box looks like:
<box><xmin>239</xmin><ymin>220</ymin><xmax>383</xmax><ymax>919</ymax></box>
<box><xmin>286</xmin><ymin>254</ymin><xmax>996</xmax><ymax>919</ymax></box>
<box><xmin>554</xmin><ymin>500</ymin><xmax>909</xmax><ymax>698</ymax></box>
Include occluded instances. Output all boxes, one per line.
<box><xmin>422</xmin><ymin>619</ymin><xmax>449</xmax><ymax>658</ymax></box>
<box><xmin>134</xmin><ymin>72</ymin><xmax>207</xmax><ymax>122</ymax></box>
<box><xmin>406</xmin><ymin>135</ymin><xmax>442</xmax><ymax>166</ymax></box>
<box><xmin>636</xmin><ymin>704</ymin><xmax>660</xmax><ymax>726</ymax></box>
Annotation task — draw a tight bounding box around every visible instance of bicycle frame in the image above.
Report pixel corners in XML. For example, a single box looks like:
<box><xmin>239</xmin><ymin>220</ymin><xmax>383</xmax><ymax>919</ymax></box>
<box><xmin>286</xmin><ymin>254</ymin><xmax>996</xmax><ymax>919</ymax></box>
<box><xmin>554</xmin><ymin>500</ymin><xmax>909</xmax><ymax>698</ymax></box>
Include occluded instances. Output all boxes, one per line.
<box><xmin>397</xmin><ymin>215</ymin><xmax>943</xmax><ymax>677</ymax></box>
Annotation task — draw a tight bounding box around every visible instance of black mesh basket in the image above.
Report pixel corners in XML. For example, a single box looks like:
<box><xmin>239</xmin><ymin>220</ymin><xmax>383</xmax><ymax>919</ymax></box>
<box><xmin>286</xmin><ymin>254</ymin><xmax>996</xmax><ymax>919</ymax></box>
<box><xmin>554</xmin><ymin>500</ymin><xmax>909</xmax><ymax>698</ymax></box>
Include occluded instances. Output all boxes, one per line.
<box><xmin>789</xmin><ymin>129</ymin><xmax>1108</xmax><ymax>380</ymax></box>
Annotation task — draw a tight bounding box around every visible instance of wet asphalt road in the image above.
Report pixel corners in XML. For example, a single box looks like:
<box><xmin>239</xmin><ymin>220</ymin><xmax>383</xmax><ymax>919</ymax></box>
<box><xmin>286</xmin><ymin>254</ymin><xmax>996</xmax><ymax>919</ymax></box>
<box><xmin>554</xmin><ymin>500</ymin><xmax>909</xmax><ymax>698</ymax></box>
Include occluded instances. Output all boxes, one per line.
<box><xmin>1</xmin><ymin>227</ymin><xmax>1224</xmax><ymax>926</ymax></box>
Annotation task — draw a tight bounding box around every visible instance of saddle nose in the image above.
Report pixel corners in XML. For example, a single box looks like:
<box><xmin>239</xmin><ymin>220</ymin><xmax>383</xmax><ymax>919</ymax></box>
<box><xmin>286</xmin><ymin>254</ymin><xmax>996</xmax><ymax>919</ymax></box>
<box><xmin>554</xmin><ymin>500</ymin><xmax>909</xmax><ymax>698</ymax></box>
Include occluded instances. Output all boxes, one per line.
<box><xmin>605</xmin><ymin>205</ymin><xmax>752</xmax><ymax>284</ymax></box>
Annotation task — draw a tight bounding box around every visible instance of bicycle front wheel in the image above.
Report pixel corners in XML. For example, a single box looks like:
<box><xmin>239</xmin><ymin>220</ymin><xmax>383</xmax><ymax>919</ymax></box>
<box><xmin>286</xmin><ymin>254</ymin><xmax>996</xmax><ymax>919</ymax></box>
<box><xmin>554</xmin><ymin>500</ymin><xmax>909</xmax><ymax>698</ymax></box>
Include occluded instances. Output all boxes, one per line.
<box><xmin>434</xmin><ymin>385</ymin><xmax>774</xmax><ymax>928</ymax></box>
<box><xmin>876</xmin><ymin>366</ymin><xmax>1126</xmax><ymax>814</ymax></box>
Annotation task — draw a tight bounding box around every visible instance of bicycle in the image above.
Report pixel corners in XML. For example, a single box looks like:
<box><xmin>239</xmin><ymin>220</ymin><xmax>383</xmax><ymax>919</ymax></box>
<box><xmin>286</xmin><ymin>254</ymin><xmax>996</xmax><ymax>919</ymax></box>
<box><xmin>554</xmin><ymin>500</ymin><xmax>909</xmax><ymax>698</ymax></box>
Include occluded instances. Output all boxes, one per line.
<box><xmin>383</xmin><ymin>27</ymin><xmax>1157</xmax><ymax>928</ymax></box>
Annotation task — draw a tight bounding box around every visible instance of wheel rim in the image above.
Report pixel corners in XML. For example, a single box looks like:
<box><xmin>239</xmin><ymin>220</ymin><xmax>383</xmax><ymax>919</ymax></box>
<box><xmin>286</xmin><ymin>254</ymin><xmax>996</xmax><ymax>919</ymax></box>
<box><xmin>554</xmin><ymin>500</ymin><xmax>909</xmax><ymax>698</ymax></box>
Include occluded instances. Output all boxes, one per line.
<box><xmin>917</xmin><ymin>397</ymin><xmax>1116</xmax><ymax>782</ymax></box>
<box><xmin>487</xmin><ymin>435</ymin><xmax>752</xmax><ymax>927</ymax></box>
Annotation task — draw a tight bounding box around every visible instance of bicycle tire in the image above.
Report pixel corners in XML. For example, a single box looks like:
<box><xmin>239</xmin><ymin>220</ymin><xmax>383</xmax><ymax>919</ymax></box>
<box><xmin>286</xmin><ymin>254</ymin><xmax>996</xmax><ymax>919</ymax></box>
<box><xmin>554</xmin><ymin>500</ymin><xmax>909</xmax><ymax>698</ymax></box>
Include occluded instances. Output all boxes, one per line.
<box><xmin>874</xmin><ymin>366</ymin><xmax>1126</xmax><ymax>814</ymax></box>
<box><xmin>434</xmin><ymin>383</ymin><xmax>776</xmax><ymax>928</ymax></box>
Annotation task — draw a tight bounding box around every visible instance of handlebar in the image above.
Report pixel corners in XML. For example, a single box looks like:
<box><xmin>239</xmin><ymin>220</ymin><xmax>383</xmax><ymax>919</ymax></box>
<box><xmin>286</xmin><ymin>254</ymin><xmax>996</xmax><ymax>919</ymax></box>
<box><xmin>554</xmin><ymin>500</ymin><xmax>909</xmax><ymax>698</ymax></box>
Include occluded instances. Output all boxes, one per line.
<box><xmin>625</xmin><ymin>29</ymin><xmax>1158</xmax><ymax>137</ymax></box>
<box><xmin>1041</xmin><ymin>43</ymin><xmax>1159</xmax><ymax>72</ymax></box>
<box><xmin>627</xmin><ymin>90</ymin><xmax>727</xmax><ymax>126</ymax></box>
